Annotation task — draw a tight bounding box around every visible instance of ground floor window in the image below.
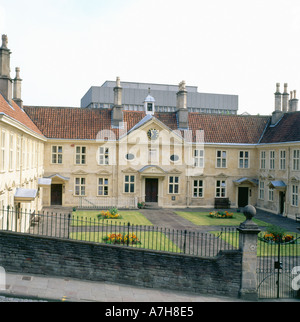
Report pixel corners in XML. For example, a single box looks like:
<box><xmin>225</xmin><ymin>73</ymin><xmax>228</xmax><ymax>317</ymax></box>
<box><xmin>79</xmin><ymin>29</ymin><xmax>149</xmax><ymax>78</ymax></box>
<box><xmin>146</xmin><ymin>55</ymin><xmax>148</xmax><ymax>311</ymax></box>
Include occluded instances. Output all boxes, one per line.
<box><xmin>124</xmin><ymin>175</ymin><xmax>135</xmax><ymax>193</ymax></box>
<box><xmin>291</xmin><ymin>184</ymin><xmax>299</xmax><ymax>207</ymax></box>
<box><xmin>98</xmin><ymin>178</ymin><xmax>109</xmax><ymax>196</ymax></box>
<box><xmin>169</xmin><ymin>176</ymin><xmax>179</xmax><ymax>194</ymax></box>
<box><xmin>268</xmin><ymin>188</ymin><xmax>274</xmax><ymax>202</ymax></box>
<box><xmin>193</xmin><ymin>180</ymin><xmax>203</xmax><ymax>198</ymax></box>
<box><xmin>75</xmin><ymin>177</ymin><xmax>86</xmax><ymax>196</ymax></box>
<box><xmin>259</xmin><ymin>181</ymin><xmax>265</xmax><ymax>200</ymax></box>
<box><xmin>216</xmin><ymin>180</ymin><xmax>226</xmax><ymax>198</ymax></box>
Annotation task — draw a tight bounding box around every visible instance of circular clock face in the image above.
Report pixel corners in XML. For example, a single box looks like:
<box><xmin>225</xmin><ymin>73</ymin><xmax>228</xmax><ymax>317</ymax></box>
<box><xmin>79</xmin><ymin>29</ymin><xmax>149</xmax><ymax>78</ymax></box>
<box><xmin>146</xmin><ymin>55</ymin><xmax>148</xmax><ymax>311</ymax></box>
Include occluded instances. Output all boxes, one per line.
<box><xmin>147</xmin><ymin>129</ymin><xmax>159</xmax><ymax>141</ymax></box>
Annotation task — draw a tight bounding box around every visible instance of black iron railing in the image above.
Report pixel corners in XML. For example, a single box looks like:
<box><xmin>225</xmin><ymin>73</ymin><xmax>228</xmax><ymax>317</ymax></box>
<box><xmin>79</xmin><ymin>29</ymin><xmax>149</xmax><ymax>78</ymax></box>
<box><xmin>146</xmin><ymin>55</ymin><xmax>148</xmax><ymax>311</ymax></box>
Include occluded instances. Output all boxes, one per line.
<box><xmin>0</xmin><ymin>207</ymin><xmax>239</xmax><ymax>258</ymax></box>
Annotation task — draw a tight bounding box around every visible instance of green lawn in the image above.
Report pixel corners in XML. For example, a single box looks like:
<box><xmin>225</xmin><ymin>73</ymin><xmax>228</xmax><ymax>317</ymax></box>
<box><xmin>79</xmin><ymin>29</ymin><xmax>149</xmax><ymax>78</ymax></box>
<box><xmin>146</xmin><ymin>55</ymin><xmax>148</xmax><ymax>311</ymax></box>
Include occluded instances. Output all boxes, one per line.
<box><xmin>70</xmin><ymin>231</ymin><xmax>181</xmax><ymax>253</ymax></box>
<box><xmin>176</xmin><ymin>211</ymin><xmax>270</xmax><ymax>227</ymax></box>
<box><xmin>71</xmin><ymin>210</ymin><xmax>153</xmax><ymax>226</ymax></box>
<box><xmin>210</xmin><ymin>230</ymin><xmax>300</xmax><ymax>256</ymax></box>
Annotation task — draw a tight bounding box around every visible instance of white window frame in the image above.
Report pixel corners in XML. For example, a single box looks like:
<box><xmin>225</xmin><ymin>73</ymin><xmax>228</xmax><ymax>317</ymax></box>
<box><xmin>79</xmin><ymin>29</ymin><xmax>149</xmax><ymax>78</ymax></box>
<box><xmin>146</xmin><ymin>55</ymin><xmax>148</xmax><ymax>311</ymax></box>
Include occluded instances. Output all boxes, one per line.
<box><xmin>97</xmin><ymin>178</ymin><xmax>109</xmax><ymax>196</ymax></box>
<box><xmin>0</xmin><ymin>130</ymin><xmax>5</xmax><ymax>172</ymax></box>
<box><xmin>239</xmin><ymin>151</ymin><xmax>250</xmax><ymax>169</ymax></box>
<box><xmin>99</xmin><ymin>147</ymin><xmax>109</xmax><ymax>165</ymax></box>
<box><xmin>260</xmin><ymin>151</ymin><xmax>266</xmax><ymax>169</ymax></box>
<box><xmin>75</xmin><ymin>146</ymin><xmax>87</xmax><ymax>165</ymax></box>
<box><xmin>193</xmin><ymin>180</ymin><xmax>204</xmax><ymax>198</ymax></box>
<box><xmin>124</xmin><ymin>175</ymin><xmax>135</xmax><ymax>194</ymax></box>
<box><xmin>291</xmin><ymin>184</ymin><xmax>299</xmax><ymax>207</ymax></box>
<box><xmin>75</xmin><ymin>177</ymin><xmax>86</xmax><ymax>196</ymax></box>
<box><xmin>216</xmin><ymin>180</ymin><xmax>226</xmax><ymax>198</ymax></box>
<box><xmin>9</xmin><ymin>133</ymin><xmax>14</xmax><ymax>171</ymax></box>
<box><xmin>51</xmin><ymin>145</ymin><xmax>63</xmax><ymax>164</ymax></box>
<box><xmin>216</xmin><ymin>150</ymin><xmax>227</xmax><ymax>168</ymax></box>
<box><xmin>270</xmin><ymin>151</ymin><xmax>275</xmax><ymax>170</ymax></box>
<box><xmin>259</xmin><ymin>181</ymin><xmax>265</xmax><ymax>200</ymax></box>
<box><xmin>268</xmin><ymin>187</ymin><xmax>274</xmax><ymax>202</ymax></box>
<box><xmin>169</xmin><ymin>176</ymin><xmax>179</xmax><ymax>194</ymax></box>
<box><xmin>16</xmin><ymin>135</ymin><xmax>21</xmax><ymax>171</ymax></box>
<box><xmin>279</xmin><ymin>150</ymin><xmax>286</xmax><ymax>170</ymax></box>
<box><xmin>194</xmin><ymin>149</ymin><xmax>204</xmax><ymax>168</ymax></box>
<box><xmin>293</xmin><ymin>150</ymin><xmax>300</xmax><ymax>171</ymax></box>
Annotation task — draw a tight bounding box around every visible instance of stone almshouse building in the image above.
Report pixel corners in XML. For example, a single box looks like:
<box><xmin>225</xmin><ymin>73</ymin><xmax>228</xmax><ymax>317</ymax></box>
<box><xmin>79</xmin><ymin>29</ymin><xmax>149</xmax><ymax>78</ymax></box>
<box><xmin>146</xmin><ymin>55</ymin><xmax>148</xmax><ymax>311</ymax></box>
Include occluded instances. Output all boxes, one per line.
<box><xmin>0</xmin><ymin>35</ymin><xmax>300</xmax><ymax>224</ymax></box>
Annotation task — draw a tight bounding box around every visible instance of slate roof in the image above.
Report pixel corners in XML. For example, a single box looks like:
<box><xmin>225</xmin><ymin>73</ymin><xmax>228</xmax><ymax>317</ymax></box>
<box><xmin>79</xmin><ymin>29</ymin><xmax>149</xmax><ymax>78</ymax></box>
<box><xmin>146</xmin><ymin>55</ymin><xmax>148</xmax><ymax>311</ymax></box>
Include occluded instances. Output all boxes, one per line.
<box><xmin>24</xmin><ymin>106</ymin><xmax>271</xmax><ymax>144</ymax></box>
<box><xmin>260</xmin><ymin>111</ymin><xmax>300</xmax><ymax>144</ymax></box>
<box><xmin>0</xmin><ymin>94</ymin><xmax>43</xmax><ymax>136</ymax></box>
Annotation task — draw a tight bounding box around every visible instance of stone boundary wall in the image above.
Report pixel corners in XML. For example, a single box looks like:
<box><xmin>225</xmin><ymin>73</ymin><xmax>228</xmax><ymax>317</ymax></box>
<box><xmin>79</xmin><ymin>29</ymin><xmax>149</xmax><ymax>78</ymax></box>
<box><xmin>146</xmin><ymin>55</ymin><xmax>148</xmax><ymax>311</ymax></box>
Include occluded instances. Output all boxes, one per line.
<box><xmin>0</xmin><ymin>231</ymin><xmax>242</xmax><ymax>298</ymax></box>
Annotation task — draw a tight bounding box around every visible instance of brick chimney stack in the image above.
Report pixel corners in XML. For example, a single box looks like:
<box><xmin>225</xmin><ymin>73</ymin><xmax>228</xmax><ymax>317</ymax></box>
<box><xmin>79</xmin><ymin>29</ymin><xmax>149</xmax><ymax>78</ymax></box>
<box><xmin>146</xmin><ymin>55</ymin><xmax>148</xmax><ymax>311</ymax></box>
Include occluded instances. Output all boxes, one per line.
<box><xmin>0</xmin><ymin>35</ymin><xmax>13</xmax><ymax>103</ymax></box>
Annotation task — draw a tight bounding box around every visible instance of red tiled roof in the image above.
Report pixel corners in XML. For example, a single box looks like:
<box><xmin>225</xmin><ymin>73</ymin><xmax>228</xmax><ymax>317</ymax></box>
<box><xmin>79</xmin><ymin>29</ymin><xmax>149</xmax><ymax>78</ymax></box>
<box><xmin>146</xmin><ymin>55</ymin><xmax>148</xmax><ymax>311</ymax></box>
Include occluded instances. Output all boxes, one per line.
<box><xmin>24</xmin><ymin>106</ymin><xmax>270</xmax><ymax>144</ymax></box>
<box><xmin>0</xmin><ymin>94</ymin><xmax>43</xmax><ymax>136</ymax></box>
<box><xmin>24</xmin><ymin>107</ymin><xmax>146</xmax><ymax>140</ymax></box>
<box><xmin>260</xmin><ymin>111</ymin><xmax>300</xmax><ymax>143</ymax></box>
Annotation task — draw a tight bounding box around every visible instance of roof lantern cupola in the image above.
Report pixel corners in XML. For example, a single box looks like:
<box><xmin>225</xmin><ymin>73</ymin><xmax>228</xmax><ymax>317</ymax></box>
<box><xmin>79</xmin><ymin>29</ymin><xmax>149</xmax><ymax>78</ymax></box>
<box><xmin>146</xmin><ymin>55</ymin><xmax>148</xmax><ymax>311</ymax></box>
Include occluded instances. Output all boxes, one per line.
<box><xmin>144</xmin><ymin>88</ymin><xmax>155</xmax><ymax>115</ymax></box>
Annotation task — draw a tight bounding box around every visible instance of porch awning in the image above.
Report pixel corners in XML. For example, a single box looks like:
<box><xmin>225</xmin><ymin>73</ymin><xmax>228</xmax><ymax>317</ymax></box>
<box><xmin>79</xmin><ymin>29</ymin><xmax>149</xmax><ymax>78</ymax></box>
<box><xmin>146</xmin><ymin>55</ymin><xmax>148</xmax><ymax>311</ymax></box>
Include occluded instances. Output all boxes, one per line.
<box><xmin>14</xmin><ymin>189</ymin><xmax>38</xmax><ymax>203</ymax></box>
<box><xmin>233</xmin><ymin>178</ymin><xmax>258</xmax><ymax>187</ymax></box>
<box><xmin>46</xmin><ymin>174</ymin><xmax>70</xmax><ymax>182</ymax></box>
<box><xmin>269</xmin><ymin>181</ymin><xmax>287</xmax><ymax>190</ymax></box>
<box><xmin>38</xmin><ymin>178</ymin><xmax>52</xmax><ymax>187</ymax></box>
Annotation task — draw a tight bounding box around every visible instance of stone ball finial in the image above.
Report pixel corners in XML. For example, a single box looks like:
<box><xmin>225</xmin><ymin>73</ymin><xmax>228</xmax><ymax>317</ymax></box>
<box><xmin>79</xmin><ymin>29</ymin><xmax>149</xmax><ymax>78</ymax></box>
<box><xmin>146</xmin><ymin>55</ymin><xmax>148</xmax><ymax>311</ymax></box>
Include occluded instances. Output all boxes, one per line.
<box><xmin>243</xmin><ymin>205</ymin><xmax>256</xmax><ymax>221</ymax></box>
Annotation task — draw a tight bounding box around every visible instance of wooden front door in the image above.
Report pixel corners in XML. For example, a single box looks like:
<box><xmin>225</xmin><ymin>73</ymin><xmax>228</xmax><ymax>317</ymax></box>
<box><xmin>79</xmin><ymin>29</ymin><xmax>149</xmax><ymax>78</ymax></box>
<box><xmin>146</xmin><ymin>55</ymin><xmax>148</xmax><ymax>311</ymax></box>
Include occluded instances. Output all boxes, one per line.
<box><xmin>145</xmin><ymin>179</ymin><xmax>158</xmax><ymax>203</ymax></box>
<box><xmin>238</xmin><ymin>187</ymin><xmax>249</xmax><ymax>208</ymax></box>
<box><xmin>51</xmin><ymin>184</ymin><xmax>63</xmax><ymax>206</ymax></box>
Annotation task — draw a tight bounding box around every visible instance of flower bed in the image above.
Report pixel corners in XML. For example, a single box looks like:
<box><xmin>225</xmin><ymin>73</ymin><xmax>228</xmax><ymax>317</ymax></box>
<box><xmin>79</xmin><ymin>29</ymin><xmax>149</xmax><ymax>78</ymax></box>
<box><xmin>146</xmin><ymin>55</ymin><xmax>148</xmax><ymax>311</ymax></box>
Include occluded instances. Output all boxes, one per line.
<box><xmin>103</xmin><ymin>233</ymin><xmax>142</xmax><ymax>245</ymax></box>
<box><xmin>261</xmin><ymin>225</ymin><xmax>295</xmax><ymax>244</ymax></box>
<box><xmin>209</xmin><ymin>211</ymin><xmax>234</xmax><ymax>219</ymax></box>
<box><xmin>97</xmin><ymin>208</ymin><xmax>122</xmax><ymax>220</ymax></box>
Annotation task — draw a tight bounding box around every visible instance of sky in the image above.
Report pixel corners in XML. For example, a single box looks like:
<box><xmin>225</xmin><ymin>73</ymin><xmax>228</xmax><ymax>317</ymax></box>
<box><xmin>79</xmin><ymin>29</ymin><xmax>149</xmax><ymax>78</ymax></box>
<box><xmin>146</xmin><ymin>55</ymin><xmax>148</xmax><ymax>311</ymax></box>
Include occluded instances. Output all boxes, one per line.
<box><xmin>1</xmin><ymin>0</ymin><xmax>300</xmax><ymax>115</ymax></box>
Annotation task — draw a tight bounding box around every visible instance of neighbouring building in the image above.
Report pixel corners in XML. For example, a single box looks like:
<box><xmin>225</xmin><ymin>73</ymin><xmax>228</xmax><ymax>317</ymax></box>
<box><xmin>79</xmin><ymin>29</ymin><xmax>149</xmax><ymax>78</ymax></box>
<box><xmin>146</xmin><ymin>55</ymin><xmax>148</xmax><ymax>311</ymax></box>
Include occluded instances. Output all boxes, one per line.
<box><xmin>81</xmin><ymin>79</ymin><xmax>239</xmax><ymax>115</ymax></box>
<box><xmin>0</xmin><ymin>35</ymin><xmax>46</xmax><ymax>232</ymax></box>
<box><xmin>1</xmin><ymin>35</ymin><xmax>300</xmax><ymax>220</ymax></box>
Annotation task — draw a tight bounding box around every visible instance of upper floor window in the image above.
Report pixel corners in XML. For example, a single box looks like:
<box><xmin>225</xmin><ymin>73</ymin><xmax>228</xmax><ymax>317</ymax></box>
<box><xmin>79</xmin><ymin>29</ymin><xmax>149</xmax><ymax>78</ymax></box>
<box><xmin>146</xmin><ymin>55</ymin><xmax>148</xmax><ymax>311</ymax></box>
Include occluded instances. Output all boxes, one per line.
<box><xmin>280</xmin><ymin>150</ymin><xmax>286</xmax><ymax>170</ymax></box>
<box><xmin>75</xmin><ymin>146</ymin><xmax>86</xmax><ymax>165</ymax></box>
<box><xmin>216</xmin><ymin>151</ymin><xmax>227</xmax><ymax>168</ymax></box>
<box><xmin>194</xmin><ymin>149</ymin><xmax>204</xmax><ymax>168</ymax></box>
<box><xmin>1</xmin><ymin>130</ymin><xmax>5</xmax><ymax>171</ymax></box>
<box><xmin>260</xmin><ymin>151</ymin><xmax>266</xmax><ymax>169</ymax></box>
<box><xmin>52</xmin><ymin>146</ymin><xmax>63</xmax><ymax>164</ymax></box>
<box><xmin>270</xmin><ymin>151</ymin><xmax>275</xmax><ymax>170</ymax></box>
<box><xmin>239</xmin><ymin>151</ymin><xmax>249</xmax><ymax>169</ymax></box>
<box><xmin>99</xmin><ymin>147</ymin><xmax>109</xmax><ymax>165</ymax></box>
<box><xmin>293</xmin><ymin>150</ymin><xmax>300</xmax><ymax>171</ymax></box>
<box><xmin>9</xmin><ymin>133</ymin><xmax>14</xmax><ymax>171</ymax></box>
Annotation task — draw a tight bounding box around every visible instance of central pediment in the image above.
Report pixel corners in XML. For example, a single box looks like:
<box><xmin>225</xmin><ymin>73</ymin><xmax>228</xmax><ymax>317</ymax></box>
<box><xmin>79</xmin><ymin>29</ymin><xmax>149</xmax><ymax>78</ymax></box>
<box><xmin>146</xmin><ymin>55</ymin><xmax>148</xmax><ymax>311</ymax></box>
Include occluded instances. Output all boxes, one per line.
<box><xmin>139</xmin><ymin>165</ymin><xmax>167</xmax><ymax>177</ymax></box>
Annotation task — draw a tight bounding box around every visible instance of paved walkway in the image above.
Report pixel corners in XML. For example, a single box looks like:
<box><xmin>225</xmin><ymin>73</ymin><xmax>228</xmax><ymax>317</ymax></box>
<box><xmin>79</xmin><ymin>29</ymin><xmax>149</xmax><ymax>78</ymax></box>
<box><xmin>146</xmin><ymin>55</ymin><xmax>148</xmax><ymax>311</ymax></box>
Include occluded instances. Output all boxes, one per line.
<box><xmin>1</xmin><ymin>273</ymin><xmax>246</xmax><ymax>302</ymax></box>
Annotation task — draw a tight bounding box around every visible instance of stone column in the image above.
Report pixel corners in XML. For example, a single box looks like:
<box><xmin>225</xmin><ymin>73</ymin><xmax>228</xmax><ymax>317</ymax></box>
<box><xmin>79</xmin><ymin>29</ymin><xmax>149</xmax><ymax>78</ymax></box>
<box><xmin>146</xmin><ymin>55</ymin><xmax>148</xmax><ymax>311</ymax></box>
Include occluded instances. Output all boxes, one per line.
<box><xmin>238</xmin><ymin>205</ymin><xmax>261</xmax><ymax>301</ymax></box>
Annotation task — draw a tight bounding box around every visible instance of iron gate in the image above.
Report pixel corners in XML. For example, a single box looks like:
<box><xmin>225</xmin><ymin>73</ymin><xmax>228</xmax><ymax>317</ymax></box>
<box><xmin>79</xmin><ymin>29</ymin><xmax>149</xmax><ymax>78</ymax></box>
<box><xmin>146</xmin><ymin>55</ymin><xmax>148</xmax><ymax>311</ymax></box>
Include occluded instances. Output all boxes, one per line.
<box><xmin>257</xmin><ymin>231</ymin><xmax>300</xmax><ymax>299</ymax></box>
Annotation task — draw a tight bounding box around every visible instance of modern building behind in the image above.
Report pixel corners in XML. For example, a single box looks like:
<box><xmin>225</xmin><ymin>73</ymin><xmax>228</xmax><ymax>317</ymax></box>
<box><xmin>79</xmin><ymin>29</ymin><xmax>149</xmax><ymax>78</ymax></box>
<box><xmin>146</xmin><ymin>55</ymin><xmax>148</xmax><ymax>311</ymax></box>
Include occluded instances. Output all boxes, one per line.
<box><xmin>81</xmin><ymin>80</ymin><xmax>239</xmax><ymax>115</ymax></box>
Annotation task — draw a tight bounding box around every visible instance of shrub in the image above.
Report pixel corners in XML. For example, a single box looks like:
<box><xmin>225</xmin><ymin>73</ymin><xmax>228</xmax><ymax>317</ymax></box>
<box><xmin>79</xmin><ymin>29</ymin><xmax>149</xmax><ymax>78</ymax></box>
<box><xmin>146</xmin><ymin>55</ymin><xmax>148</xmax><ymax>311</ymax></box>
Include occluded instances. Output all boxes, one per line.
<box><xmin>97</xmin><ymin>208</ymin><xmax>122</xmax><ymax>220</ymax></box>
